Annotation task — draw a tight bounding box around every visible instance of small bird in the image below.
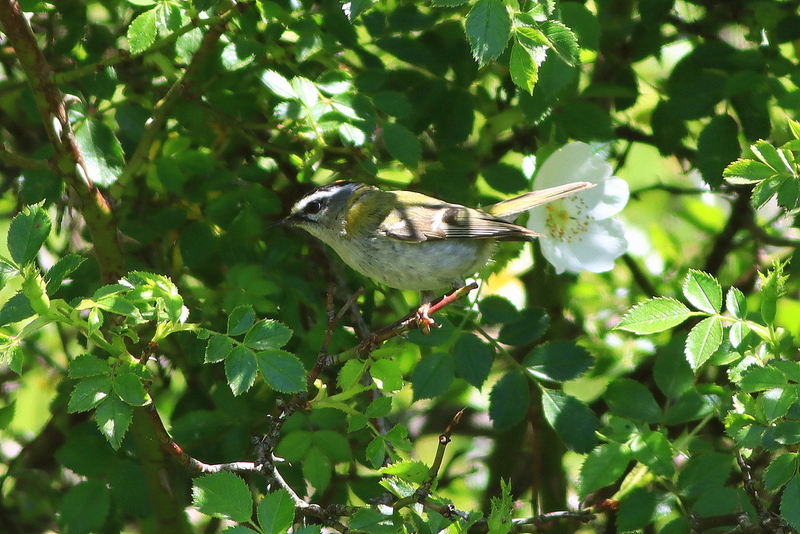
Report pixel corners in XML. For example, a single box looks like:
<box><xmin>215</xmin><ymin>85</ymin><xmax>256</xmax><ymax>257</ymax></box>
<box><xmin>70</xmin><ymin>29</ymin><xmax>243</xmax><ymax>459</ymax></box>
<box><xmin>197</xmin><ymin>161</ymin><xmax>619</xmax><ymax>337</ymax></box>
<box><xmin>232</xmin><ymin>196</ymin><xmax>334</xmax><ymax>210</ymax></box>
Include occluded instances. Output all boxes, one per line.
<box><xmin>275</xmin><ymin>180</ymin><xmax>595</xmax><ymax>307</ymax></box>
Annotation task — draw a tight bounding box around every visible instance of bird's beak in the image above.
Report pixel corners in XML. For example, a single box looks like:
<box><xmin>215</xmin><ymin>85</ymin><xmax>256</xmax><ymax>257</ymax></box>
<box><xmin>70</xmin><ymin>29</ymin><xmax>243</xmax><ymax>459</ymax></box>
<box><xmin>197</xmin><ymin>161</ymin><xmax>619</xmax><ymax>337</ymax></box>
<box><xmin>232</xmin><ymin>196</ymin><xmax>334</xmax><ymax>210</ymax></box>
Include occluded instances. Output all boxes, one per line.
<box><xmin>268</xmin><ymin>215</ymin><xmax>295</xmax><ymax>230</ymax></box>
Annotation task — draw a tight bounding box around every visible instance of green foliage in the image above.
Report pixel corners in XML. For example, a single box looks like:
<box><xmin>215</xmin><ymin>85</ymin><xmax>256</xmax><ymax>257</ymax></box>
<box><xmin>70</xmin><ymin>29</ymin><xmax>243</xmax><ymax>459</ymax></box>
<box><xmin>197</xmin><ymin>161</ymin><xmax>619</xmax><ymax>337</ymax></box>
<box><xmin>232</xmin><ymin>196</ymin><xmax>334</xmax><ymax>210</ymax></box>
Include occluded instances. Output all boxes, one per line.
<box><xmin>2</xmin><ymin>0</ymin><xmax>800</xmax><ymax>533</ymax></box>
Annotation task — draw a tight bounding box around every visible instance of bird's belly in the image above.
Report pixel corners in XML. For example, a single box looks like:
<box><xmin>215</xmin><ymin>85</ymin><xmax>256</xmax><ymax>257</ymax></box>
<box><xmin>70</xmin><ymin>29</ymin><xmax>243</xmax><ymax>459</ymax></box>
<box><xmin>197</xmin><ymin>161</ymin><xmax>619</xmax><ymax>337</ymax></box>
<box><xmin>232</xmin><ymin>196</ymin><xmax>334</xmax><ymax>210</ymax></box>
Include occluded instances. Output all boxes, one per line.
<box><xmin>330</xmin><ymin>238</ymin><xmax>494</xmax><ymax>291</ymax></box>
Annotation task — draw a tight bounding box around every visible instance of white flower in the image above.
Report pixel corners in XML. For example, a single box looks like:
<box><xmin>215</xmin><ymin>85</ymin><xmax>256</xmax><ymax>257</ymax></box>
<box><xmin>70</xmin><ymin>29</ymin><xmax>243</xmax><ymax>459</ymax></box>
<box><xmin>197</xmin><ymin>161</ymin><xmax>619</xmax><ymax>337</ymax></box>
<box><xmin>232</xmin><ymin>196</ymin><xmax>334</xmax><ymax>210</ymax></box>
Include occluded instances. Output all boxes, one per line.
<box><xmin>527</xmin><ymin>142</ymin><xmax>629</xmax><ymax>274</ymax></box>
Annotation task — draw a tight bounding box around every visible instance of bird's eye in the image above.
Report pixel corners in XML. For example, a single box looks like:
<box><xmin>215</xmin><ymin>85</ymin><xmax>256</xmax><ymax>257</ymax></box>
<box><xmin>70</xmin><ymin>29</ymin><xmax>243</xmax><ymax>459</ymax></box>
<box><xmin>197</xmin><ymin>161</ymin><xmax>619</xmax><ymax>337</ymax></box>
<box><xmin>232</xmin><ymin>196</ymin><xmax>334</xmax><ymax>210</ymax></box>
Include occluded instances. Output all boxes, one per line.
<box><xmin>306</xmin><ymin>200</ymin><xmax>323</xmax><ymax>214</ymax></box>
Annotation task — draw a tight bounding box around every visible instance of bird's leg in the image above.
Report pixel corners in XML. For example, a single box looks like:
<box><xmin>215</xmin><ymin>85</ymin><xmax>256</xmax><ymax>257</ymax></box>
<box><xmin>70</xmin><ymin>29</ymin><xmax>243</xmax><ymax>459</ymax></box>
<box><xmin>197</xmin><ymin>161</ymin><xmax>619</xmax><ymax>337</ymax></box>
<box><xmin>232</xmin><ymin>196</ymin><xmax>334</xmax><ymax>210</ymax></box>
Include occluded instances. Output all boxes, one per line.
<box><xmin>416</xmin><ymin>290</ymin><xmax>437</xmax><ymax>335</ymax></box>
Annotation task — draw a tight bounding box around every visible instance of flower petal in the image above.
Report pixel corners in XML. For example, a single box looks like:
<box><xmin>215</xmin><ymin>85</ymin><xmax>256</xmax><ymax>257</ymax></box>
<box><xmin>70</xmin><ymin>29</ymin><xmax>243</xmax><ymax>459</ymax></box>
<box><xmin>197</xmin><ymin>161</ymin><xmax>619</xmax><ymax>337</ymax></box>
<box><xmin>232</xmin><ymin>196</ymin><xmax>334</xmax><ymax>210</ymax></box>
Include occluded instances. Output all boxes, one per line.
<box><xmin>540</xmin><ymin>219</ymin><xmax>628</xmax><ymax>274</ymax></box>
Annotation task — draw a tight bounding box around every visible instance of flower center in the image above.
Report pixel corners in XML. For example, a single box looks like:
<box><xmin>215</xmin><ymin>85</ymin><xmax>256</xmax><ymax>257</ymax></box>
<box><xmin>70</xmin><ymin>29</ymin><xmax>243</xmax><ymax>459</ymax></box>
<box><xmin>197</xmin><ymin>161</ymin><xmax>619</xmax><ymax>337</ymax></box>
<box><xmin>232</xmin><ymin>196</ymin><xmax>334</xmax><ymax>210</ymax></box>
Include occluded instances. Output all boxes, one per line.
<box><xmin>543</xmin><ymin>197</ymin><xmax>594</xmax><ymax>242</ymax></box>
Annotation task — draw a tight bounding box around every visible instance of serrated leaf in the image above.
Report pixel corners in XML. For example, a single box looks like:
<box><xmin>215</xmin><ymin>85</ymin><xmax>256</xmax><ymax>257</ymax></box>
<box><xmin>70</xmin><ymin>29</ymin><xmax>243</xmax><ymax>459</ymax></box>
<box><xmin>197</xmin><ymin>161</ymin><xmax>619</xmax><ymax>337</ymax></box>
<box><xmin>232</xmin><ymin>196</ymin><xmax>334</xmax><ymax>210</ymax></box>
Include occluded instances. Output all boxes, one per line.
<box><xmin>257</xmin><ymin>489</ymin><xmax>295</xmax><ymax>534</ymax></box>
<box><xmin>381</xmin><ymin>460</ymin><xmax>428</xmax><ymax>484</ymax></box>
<box><xmin>69</xmin><ymin>376</ymin><xmax>112</xmax><ymax>413</ymax></box>
<box><xmin>370</xmin><ymin>358</ymin><xmax>403</xmax><ymax>392</ymax></box>
<box><xmin>412</xmin><ymin>352</ymin><xmax>454</xmax><ymax>400</ymax></box>
<box><xmin>616</xmin><ymin>297</ymin><xmax>693</xmax><ymax>334</ymax></box>
<box><xmin>225</xmin><ymin>345</ymin><xmax>258</xmax><ymax>396</ymax></box>
<box><xmin>205</xmin><ymin>335</ymin><xmax>233</xmax><ymax>363</ymax></box>
<box><xmin>764</xmin><ymin>453</ymin><xmax>797</xmax><ymax>491</ymax></box>
<box><xmin>781</xmin><ymin>475</ymin><xmax>800</xmax><ymax>530</ymax></box>
<box><xmin>629</xmin><ymin>431</ymin><xmax>675</xmax><ymax>478</ymax></box>
<box><xmin>261</xmin><ymin>70</ymin><xmax>297</xmax><ymax>99</ymax></box>
<box><xmin>509</xmin><ymin>42</ymin><xmax>538</xmax><ymax>94</ymax></box>
<box><xmin>465</xmin><ymin>0</ymin><xmax>511</xmax><ymax>67</ymax></box>
<box><xmin>579</xmin><ymin>443</ymin><xmax>630</xmax><ymax>498</ymax></box>
<box><xmin>127</xmin><ymin>8</ymin><xmax>157</xmax><ymax>54</ymax></box>
<box><xmin>725</xmin><ymin>287</ymin><xmax>747</xmax><ymax>319</ymax></box>
<box><xmin>0</xmin><ymin>292</ymin><xmax>34</xmax><ymax>326</ymax></box>
<box><xmin>685</xmin><ymin>316</ymin><xmax>723</xmax><ymax>370</ymax></box>
<box><xmin>723</xmin><ymin>159</ymin><xmax>776</xmax><ymax>184</ymax></box>
<box><xmin>524</xmin><ymin>341</ymin><xmax>592</xmax><ymax>382</ymax></box>
<box><xmin>113</xmin><ymin>372</ymin><xmax>148</xmax><ymax>406</ymax></box>
<box><xmin>539</xmin><ymin>21</ymin><xmax>579</xmax><ymax>66</ymax></box>
<box><xmin>74</xmin><ymin>117</ymin><xmax>125</xmax><ymax>186</ymax></box>
<box><xmin>193</xmin><ymin>471</ymin><xmax>253</xmax><ymax>522</ymax></box>
<box><xmin>739</xmin><ymin>365</ymin><xmax>786</xmax><ymax>392</ymax></box>
<box><xmin>453</xmin><ymin>333</ymin><xmax>494</xmax><ymax>388</ymax></box>
<box><xmin>95</xmin><ymin>394</ymin><xmax>132</xmax><ymax>450</ymax></box>
<box><xmin>604</xmin><ymin>378</ymin><xmax>662</xmax><ymax>423</ymax></box>
<box><xmin>227</xmin><ymin>305</ymin><xmax>255</xmax><ymax>336</ymax></box>
<box><xmin>541</xmin><ymin>389</ymin><xmax>599</xmax><ymax>453</ymax></box>
<box><xmin>683</xmin><ymin>269</ymin><xmax>722</xmax><ymax>314</ymax></box>
<box><xmin>489</xmin><ymin>371</ymin><xmax>529</xmax><ymax>430</ymax></box>
<box><xmin>751</xmin><ymin>139</ymin><xmax>792</xmax><ymax>173</ymax></box>
<box><xmin>45</xmin><ymin>254</ymin><xmax>85</xmax><ymax>293</ymax></box>
<box><xmin>255</xmin><ymin>349</ymin><xmax>306</xmax><ymax>393</ymax></box>
<box><xmin>8</xmin><ymin>205</ymin><xmax>51</xmax><ymax>266</ymax></box>
<box><xmin>68</xmin><ymin>354</ymin><xmax>110</xmax><ymax>378</ymax></box>
<box><xmin>244</xmin><ymin>320</ymin><xmax>292</xmax><ymax>350</ymax></box>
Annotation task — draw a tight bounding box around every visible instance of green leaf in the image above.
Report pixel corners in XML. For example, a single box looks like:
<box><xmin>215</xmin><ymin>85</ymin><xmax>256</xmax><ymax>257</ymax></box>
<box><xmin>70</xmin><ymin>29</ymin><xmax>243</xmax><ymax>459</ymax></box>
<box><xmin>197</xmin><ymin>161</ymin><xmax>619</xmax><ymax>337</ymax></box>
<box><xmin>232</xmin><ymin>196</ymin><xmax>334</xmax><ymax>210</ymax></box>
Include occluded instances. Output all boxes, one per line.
<box><xmin>654</xmin><ymin>337</ymin><xmax>694</xmax><ymax>397</ymax></box>
<box><xmin>313</xmin><ymin>430</ymin><xmax>352</xmax><ymax>462</ymax></box>
<box><xmin>127</xmin><ymin>8</ymin><xmax>157</xmax><ymax>54</ymax></box>
<box><xmin>616</xmin><ymin>488</ymin><xmax>660</xmax><ymax>532</ymax></box>
<box><xmin>0</xmin><ymin>292</ymin><xmax>34</xmax><ymax>326</ymax></box>
<box><xmin>365</xmin><ymin>396</ymin><xmax>392</xmax><ymax>419</ymax></box>
<box><xmin>74</xmin><ymin>117</ymin><xmax>125</xmax><ymax>186</ymax></box>
<box><xmin>764</xmin><ymin>453</ymin><xmax>797</xmax><ymax>491</ymax></box>
<box><xmin>303</xmin><ymin>446</ymin><xmax>332</xmax><ymax>493</ymax></box>
<box><xmin>487</xmin><ymin>479</ymin><xmax>513</xmax><ymax>534</ymax></box>
<box><xmin>696</xmin><ymin>114</ymin><xmax>740</xmax><ymax>188</ymax></box>
<box><xmin>756</xmin><ymin>387</ymin><xmax>797</xmax><ymax>423</ymax></box>
<box><xmin>539</xmin><ymin>21</ymin><xmax>579</xmax><ymax>67</ymax></box>
<box><xmin>255</xmin><ymin>349</ymin><xmax>307</xmax><ymax>393</ymax></box>
<box><xmin>0</xmin><ymin>401</ymin><xmax>15</xmax><ymax>430</ymax></box>
<box><xmin>244</xmin><ymin>319</ymin><xmax>292</xmax><ymax>350</ymax></box>
<box><xmin>723</xmin><ymin>159</ymin><xmax>776</xmax><ymax>184</ymax></box>
<box><xmin>629</xmin><ymin>431</ymin><xmax>675</xmax><ymax>477</ymax></box>
<box><xmin>412</xmin><ymin>352</ymin><xmax>454</xmax><ymax>400</ymax></box>
<box><xmin>509</xmin><ymin>42</ymin><xmax>538</xmax><ymax>94</ymax></box>
<box><xmin>541</xmin><ymin>389</ymin><xmax>599</xmax><ymax>453</ymax></box>
<box><xmin>725</xmin><ymin>287</ymin><xmax>747</xmax><ymax>319</ymax></box>
<box><xmin>465</xmin><ymin>0</ymin><xmax>511</xmax><ymax>67</ymax></box>
<box><xmin>1</xmin><ymin>343</ymin><xmax>25</xmax><ymax>374</ymax></box>
<box><xmin>193</xmin><ymin>471</ymin><xmax>253</xmax><ymax>522</ymax></box>
<box><xmin>8</xmin><ymin>205</ymin><xmax>51</xmax><ymax>266</ymax></box>
<box><xmin>68</xmin><ymin>354</ymin><xmax>110</xmax><ymax>378</ymax></box>
<box><xmin>616</xmin><ymin>297</ymin><xmax>693</xmax><ymax>334</ymax></box>
<box><xmin>58</xmin><ymin>481</ymin><xmax>111</xmax><ymax>534</ymax></box>
<box><xmin>227</xmin><ymin>305</ymin><xmax>256</xmax><ymax>336</ymax></box>
<box><xmin>225</xmin><ymin>345</ymin><xmax>258</xmax><ymax>396</ymax></box>
<box><xmin>751</xmin><ymin>139</ymin><xmax>792</xmax><ymax>172</ymax></box>
<box><xmin>69</xmin><ymin>375</ymin><xmax>112</xmax><ymax>413</ymax></box>
<box><xmin>381</xmin><ymin>460</ymin><xmax>429</xmax><ymax>484</ymax></box>
<box><xmin>370</xmin><ymin>358</ymin><xmax>403</xmax><ymax>392</ymax></box>
<box><xmin>739</xmin><ymin>365</ymin><xmax>786</xmax><ymax>392</ymax></box>
<box><xmin>524</xmin><ymin>341</ymin><xmax>593</xmax><ymax>382</ymax></box>
<box><xmin>685</xmin><ymin>316</ymin><xmax>723</xmax><ymax>370</ymax></box>
<box><xmin>781</xmin><ymin>475</ymin><xmax>800</xmax><ymax>531</ymax></box>
<box><xmin>205</xmin><ymin>335</ymin><xmax>233</xmax><ymax>363</ymax></box>
<box><xmin>257</xmin><ymin>489</ymin><xmax>295</xmax><ymax>534</ymax></box>
<box><xmin>489</xmin><ymin>371</ymin><xmax>529</xmax><ymax>430</ymax></box>
<box><xmin>275</xmin><ymin>430</ymin><xmax>312</xmax><ymax>462</ymax></box>
<box><xmin>514</xmin><ymin>25</ymin><xmax>548</xmax><ymax>51</ymax></box>
<box><xmin>45</xmin><ymin>254</ymin><xmax>86</xmax><ymax>293</ymax></box>
<box><xmin>382</xmin><ymin>122</ymin><xmax>421</xmax><ymax>168</ymax></box>
<box><xmin>498</xmin><ymin>307</ymin><xmax>549</xmax><ymax>345</ymax></box>
<box><xmin>113</xmin><ymin>372</ymin><xmax>148</xmax><ymax>406</ymax></box>
<box><xmin>261</xmin><ymin>70</ymin><xmax>296</xmax><ymax>99</ymax></box>
<box><xmin>479</xmin><ymin>295</ymin><xmax>519</xmax><ymax>324</ymax></box>
<box><xmin>365</xmin><ymin>436</ymin><xmax>386</xmax><ymax>469</ymax></box>
<box><xmin>683</xmin><ymin>269</ymin><xmax>722</xmax><ymax>314</ymax></box>
<box><xmin>604</xmin><ymin>378</ymin><xmax>662</xmax><ymax>424</ymax></box>
<box><xmin>453</xmin><ymin>333</ymin><xmax>494</xmax><ymax>388</ymax></box>
<box><xmin>95</xmin><ymin>394</ymin><xmax>133</xmax><ymax>450</ymax></box>
<box><xmin>579</xmin><ymin>443</ymin><xmax>630</xmax><ymax>498</ymax></box>
<box><xmin>291</xmin><ymin>77</ymin><xmax>319</xmax><ymax>109</ymax></box>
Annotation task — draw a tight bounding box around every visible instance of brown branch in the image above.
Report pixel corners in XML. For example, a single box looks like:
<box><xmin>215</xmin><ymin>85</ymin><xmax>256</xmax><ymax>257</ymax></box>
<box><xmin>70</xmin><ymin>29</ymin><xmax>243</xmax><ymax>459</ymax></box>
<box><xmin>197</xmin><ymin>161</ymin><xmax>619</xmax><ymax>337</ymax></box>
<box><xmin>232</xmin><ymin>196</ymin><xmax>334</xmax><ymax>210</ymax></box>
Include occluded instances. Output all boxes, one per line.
<box><xmin>393</xmin><ymin>408</ymin><xmax>465</xmax><ymax>510</ymax></box>
<box><xmin>0</xmin><ymin>0</ymin><xmax>124</xmax><ymax>281</ymax></box>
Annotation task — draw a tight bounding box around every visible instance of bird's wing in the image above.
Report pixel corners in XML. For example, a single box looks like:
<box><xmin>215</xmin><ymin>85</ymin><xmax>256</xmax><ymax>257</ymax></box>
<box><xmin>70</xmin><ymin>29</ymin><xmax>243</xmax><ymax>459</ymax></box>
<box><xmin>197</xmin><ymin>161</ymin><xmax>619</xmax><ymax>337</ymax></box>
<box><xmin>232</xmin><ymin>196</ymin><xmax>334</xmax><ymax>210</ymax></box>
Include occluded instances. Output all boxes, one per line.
<box><xmin>381</xmin><ymin>203</ymin><xmax>542</xmax><ymax>242</ymax></box>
